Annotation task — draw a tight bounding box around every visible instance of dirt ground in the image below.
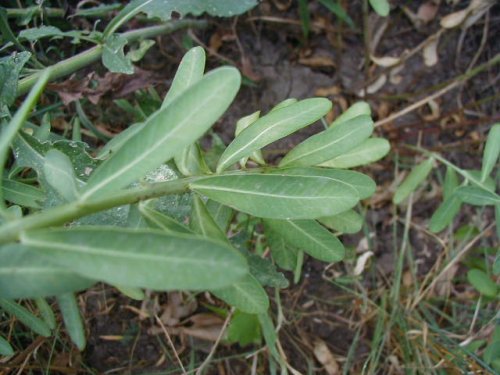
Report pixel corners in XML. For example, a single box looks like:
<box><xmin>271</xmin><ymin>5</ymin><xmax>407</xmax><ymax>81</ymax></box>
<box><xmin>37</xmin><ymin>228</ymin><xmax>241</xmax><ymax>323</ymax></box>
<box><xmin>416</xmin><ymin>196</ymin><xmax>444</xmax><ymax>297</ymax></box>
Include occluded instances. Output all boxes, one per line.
<box><xmin>3</xmin><ymin>1</ymin><xmax>499</xmax><ymax>374</ymax></box>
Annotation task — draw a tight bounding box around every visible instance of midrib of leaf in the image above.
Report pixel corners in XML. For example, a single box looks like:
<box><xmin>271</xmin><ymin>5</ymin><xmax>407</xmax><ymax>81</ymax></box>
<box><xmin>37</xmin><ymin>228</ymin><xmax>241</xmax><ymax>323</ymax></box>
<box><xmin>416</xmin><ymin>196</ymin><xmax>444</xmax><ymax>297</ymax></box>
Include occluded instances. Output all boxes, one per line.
<box><xmin>21</xmin><ymin>238</ymin><xmax>230</xmax><ymax>267</ymax></box>
<box><xmin>192</xmin><ymin>184</ymin><xmax>344</xmax><ymax>200</ymax></box>
<box><xmin>287</xmin><ymin>221</ymin><xmax>333</xmax><ymax>253</ymax></box>
<box><xmin>218</xmin><ymin>102</ymin><xmax>325</xmax><ymax>171</ymax></box>
<box><xmin>283</xmin><ymin>124</ymin><xmax>368</xmax><ymax>164</ymax></box>
<box><xmin>82</xmin><ymin>79</ymin><xmax>230</xmax><ymax>199</ymax></box>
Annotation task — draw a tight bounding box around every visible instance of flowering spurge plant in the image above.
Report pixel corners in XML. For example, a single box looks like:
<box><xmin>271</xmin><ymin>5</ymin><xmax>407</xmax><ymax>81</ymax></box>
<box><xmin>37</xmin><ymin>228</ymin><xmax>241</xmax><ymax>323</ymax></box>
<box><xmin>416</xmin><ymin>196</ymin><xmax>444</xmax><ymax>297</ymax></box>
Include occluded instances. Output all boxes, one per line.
<box><xmin>0</xmin><ymin>47</ymin><xmax>389</xmax><ymax>355</ymax></box>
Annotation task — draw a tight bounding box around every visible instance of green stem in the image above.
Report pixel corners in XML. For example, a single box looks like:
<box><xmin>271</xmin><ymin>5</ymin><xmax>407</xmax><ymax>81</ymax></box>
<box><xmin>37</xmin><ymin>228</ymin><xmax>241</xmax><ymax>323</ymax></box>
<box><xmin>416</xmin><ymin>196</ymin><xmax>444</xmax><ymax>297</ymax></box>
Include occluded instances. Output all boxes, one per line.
<box><xmin>5</xmin><ymin>7</ymin><xmax>65</xmax><ymax>19</ymax></box>
<box><xmin>407</xmin><ymin>145</ymin><xmax>494</xmax><ymax>193</ymax></box>
<box><xmin>0</xmin><ymin>177</ymin><xmax>195</xmax><ymax>244</ymax></box>
<box><xmin>16</xmin><ymin>19</ymin><xmax>208</xmax><ymax>97</ymax></box>
<box><xmin>0</xmin><ymin>69</ymin><xmax>51</xmax><ymax>218</ymax></box>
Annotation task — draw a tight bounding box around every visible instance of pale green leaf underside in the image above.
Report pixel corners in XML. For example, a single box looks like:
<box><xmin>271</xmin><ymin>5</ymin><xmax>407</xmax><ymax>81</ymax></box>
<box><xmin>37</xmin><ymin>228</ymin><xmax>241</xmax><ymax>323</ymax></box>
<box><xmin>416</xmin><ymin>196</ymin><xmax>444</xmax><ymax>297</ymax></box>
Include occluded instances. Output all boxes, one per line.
<box><xmin>318</xmin><ymin>209</ymin><xmax>364</xmax><ymax>234</ymax></box>
<box><xmin>57</xmin><ymin>293</ymin><xmax>86</xmax><ymax>350</ymax></box>
<box><xmin>162</xmin><ymin>46</ymin><xmax>205</xmax><ymax>108</ymax></box>
<box><xmin>280</xmin><ymin>115</ymin><xmax>374</xmax><ymax>167</ymax></box>
<box><xmin>0</xmin><ymin>244</ymin><xmax>94</xmax><ymax>299</ymax></box>
<box><xmin>212</xmin><ymin>274</ymin><xmax>269</xmax><ymax>314</ymax></box>
<box><xmin>481</xmin><ymin>123</ymin><xmax>500</xmax><ymax>182</ymax></box>
<box><xmin>320</xmin><ymin>138</ymin><xmax>390</xmax><ymax>169</ymax></box>
<box><xmin>190</xmin><ymin>171</ymin><xmax>360</xmax><ymax>219</ymax></box>
<box><xmin>20</xmin><ymin>227</ymin><xmax>248</xmax><ymax>291</ymax></box>
<box><xmin>393</xmin><ymin>158</ymin><xmax>434</xmax><ymax>204</ymax></box>
<box><xmin>264</xmin><ymin>219</ymin><xmax>345</xmax><ymax>262</ymax></box>
<box><xmin>217</xmin><ymin>98</ymin><xmax>332</xmax><ymax>172</ymax></box>
<box><xmin>82</xmin><ymin>67</ymin><xmax>240</xmax><ymax>199</ymax></box>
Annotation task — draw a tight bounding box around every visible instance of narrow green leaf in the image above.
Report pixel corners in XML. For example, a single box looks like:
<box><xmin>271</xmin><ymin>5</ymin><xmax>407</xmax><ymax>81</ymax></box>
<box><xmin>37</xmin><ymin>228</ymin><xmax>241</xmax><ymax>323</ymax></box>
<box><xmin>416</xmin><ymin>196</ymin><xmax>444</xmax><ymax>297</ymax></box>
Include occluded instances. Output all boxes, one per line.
<box><xmin>318</xmin><ymin>209</ymin><xmax>364</xmax><ymax>234</ymax></box>
<box><xmin>82</xmin><ymin>67</ymin><xmax>241</xmax><ymax>199</ymax></box>
<box><xmin>369</xmin><ymin>0</ymin><xmax>390</xmax><ymax>16</ymax></box>
<box><xmin>43</xmin><ymin>149</ymin><xmax>79</xmax><ymax>201</ymax></box>
<box><xmin>298</xmin><ymin>0</ymin><xmax>310</xmax><ymax>40</ymax></box>
<box><xmin>126</xmin><ymin>39</ymin><xmax>155</xmax><ymax>62</ymax></box>
<box><xmin>429</xmin><ymin>193</ymin><xmax>462</xmax><ymax>233</ymax></box>
<box><xmin>20</xmin><ymin>227</ymin><xmax>247</xmax><ymax>291</ymax></box>
<box><xmin>258</xmin><ymin>312</ymin><xmax>281</xmax><ymax>364</ymax></box>
<box><xmin>235</xmin><ymin>111</ymin><xmax>265</xmax><ymax>166</ymax></box>
<box><xmin>162</xmin><ymin>46</ymin><xmax>205</xmax><ymax>108</ymax></box>
<box><xmin>467</xmin><ymin>269</ymin><xmax>497</xmax><ymax>297</ymax></box>
<box><xmin>190</xmin><ymin>195</ymin><xmax>228</xmax><ymax>242</ymax></box>
<box><xmin>216</xmin><ymin>98</ymin><xmax>332</xmax><ymax>172</ymax></box>
<box><xmin>264</xmin><ymin>219</ymin><xmax>344</xmax><ymax>262</ymax></box>
<box><xmin>212</xmin><ymin>274</ymin><xmax>269</xmax><ymax>314</ymax></box>
<box><xmin>2</xmin><ymin>179</ymin><xmax>45</xmax><ymax>208</ymax></box>
<box><xmin>96</xmin><ymin>123</ymin><xmax>144</xmax><ymax>159</ymax></box>
<box><xmin>274</xmin><ymin>167</ymin><xmax>376</xmax><ymax>199</ymax></box>
<box><xmin>139</xmin><ymin>204</ymin><xmax>192</xmax><ymax>234</ymax></box>
<box><xmin>443</xmin><ymin>166</ymin><xmax>459</xmax><ymax>200</ymax></box>
<box><xmin>190</xmin><ymin>195</ymin><xmax>268</xmax><ymax>313</ymax></box>
<box><xmin>174</xmin><ymin>143</ymin><xmax>210</xmax><ymax>176</ymax></box>
<box><xmin>206</xmin><ymin>200</ymin><xmax>234</xmax><ymax>233</ymax></box>
<box><xmin>115</xmin><ymin>285</ymin><xmax>145</xmax><ymax>300</ymax></box>
<box><xmin>0</xmin><ymin>334</ymin><xmax>14</xmax><ymax>356</ymax></box>
<box><xmin>57</xmin><ymin>293</ymin><xmax>86</xmax><ymax>350</ymax></box>
<box><xmin>0</xmin><ymin>51</ymin><xmax>31</xmax><ymax>107</ymax></box>
<box><xmin>464</xmin><ymin>170</ymin><xmax>495</xmax><ymax>191</ymax></box>
<box><xmin>331</xmin><ymin>101</ymin><xmax>371</xmax><ymax>126</ymax></box>
<box><xmin>0</xmin><ymin>244</ymin><xmax>95</xmax><ymax>299</ymax></box>
<box><xmin>270</xmin><ymin>98</ymin><xmax>297</xmax><ymax>112</ymax></box>
<box><xmin>246</xmin><ymin>253</ymin><xmax>288</xmax><ymax>288</ymax></box>
<box><xmin>280</xmin><ymin>115</ymin><xmax>374</xmax><ymax>167</ymax></box>
<box><xmin>0</xmin><ymin>299</ymin><xmax>51</xmax><ymax>337</ymax></box>
<box><xmin>317</xmin><ymin>0</ymin><xmax>354</xmax><ymax>27</ymax></box>
<box><xmin>35</xmin><ymin>298</ymin><xmax>56</xmax><ymax>330</ymax></box>
<box><xmin>319</xmin><ymin>138</ymin><xmax>390</xmax><ymax>169</ymax></box>
<box><xmin>227</xmin><ymin>311</ymin><xmax>262</xmax><ymax>346</ymax></box>
<box><xmin>455</xmin><ymin>186</ymin><xmax>500</xmax><ymax>206</ymax></box>
<box><xmin>496</xmin><ymin>204</ymin><xmax>500</xmax><ymax>240</ymax></box>
<box><xmin>393</xmin><ymin>158</ymin><xmax>434</xmax><ymax>204</ymax></box>
<box><xmin>102</xmin><ymin>34</ymin><xmax>134</xmax><ymax>74</ymax></box>
<box><xmin>481</xmin><ymin>123</ymin><xmax>500</xmax><ymax>182</ymax></box>
<box><xmin>191</xmin><ymin>170</ymin><xmax>359</xmax><ymax>219</ymax></box>
<box><xmin>265</xmin><ymin>224</ymin><xmax>299</xmax><ymax>271</ymax></box>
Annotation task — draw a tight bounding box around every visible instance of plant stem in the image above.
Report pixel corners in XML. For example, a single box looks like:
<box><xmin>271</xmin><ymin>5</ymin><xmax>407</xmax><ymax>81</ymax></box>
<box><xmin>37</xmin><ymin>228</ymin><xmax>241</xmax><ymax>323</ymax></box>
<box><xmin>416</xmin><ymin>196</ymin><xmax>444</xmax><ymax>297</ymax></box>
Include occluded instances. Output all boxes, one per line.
<box><xmin>5</xmin><ymin>7</ymin><xmax>65</xmax><ymax>19</ymax></box>
<box><xmin>16</xmin><ymin>19</ymin><xmax>208</xmax><ymax>97</ymax></box>
<box><xmin>0</xmin><ymin>177</ymin><xmax>195</xmax><ymax>244</ymax></box>
<box><xmin>0</xmin><ymin>69</ymin><xmax>51</xmax><ymax>218</ymax></box>
<box><xmin>406</xmin><ymin>145</ymin><xmax>495</xmax><ymax>193</ymax></box>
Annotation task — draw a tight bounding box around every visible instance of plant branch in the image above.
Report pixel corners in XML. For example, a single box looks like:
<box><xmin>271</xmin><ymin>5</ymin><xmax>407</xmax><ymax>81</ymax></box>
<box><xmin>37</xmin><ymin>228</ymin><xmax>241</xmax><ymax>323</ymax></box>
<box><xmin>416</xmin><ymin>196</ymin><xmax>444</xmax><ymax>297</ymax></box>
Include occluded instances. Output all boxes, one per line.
<box><xmin>375</xmin><ymin>53</ymin><xmax>500</xmax><ymax>127</ymax></box>
<box><xmin>0</xmin><ymin>177</ymin><xmax>195</xmax><ymax>244</ymax></box>
<box><xmin>5</xmin><ymin>7</ymin><xmax>65</xmax><ymax>19</ymax></box>
<box><xmin>16</xmin><ymin>19</ymin><xmax>208</xmax><ymax>97</ymax></box>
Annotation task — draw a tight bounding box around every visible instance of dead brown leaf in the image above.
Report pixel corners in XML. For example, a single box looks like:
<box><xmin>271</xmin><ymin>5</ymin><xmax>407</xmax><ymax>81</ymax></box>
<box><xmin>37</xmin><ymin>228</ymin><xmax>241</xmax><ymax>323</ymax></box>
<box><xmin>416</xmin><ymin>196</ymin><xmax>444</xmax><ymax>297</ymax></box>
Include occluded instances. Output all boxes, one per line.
<box><xmin>298</xmin><ymin>55</ymin><xmax>336</xmax><ymax>68</ymax></box>
<box><xmin>48</xmin><ymin>68</ymin><xmax>159</xmax><ymax>105</ymax></box>
<box><xmin>313</xmin><ymin>340</ymin><xmax>339</xmax><ymax>375</ymax></box>
<box><xmin>417</xmin><ymin>2</ymin><xmax>439</xmax><ymax>23</ymax></box>
<box><xmin>315</xmin><ymin>85</ymin><xmax>341</xmax><ymax>97</ymax></box>
<box><xmin>160</xmin><ymin>292</ymin><xmax>198</xmax><ymax>326</ymax></box>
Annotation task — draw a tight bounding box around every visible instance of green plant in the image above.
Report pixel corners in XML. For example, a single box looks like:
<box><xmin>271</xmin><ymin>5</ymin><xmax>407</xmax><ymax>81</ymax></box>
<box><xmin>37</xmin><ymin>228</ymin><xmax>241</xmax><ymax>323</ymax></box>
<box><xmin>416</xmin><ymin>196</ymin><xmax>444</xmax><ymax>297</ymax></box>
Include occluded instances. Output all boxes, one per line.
<box><xmin>0</xmin><ymin>43</ymin><xmax>390</xmax><ymax>365</ymax></box>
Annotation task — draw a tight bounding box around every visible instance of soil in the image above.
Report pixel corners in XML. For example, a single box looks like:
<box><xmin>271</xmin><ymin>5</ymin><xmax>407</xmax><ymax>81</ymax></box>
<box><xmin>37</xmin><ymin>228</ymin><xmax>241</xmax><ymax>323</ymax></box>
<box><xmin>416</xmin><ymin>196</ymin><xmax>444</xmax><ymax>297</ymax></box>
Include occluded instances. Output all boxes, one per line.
<box><xmin>3</xmin><ymin>0</ymin><xmax>500</xmax><ymax>374</ymax></box>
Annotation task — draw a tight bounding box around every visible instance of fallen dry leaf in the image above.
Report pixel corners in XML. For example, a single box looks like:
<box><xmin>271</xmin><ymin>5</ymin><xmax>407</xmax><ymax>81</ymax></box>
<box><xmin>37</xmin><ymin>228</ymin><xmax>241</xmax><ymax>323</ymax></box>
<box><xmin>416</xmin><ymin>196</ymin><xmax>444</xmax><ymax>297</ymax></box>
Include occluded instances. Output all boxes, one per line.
<box><xmin>371</xmin><ymin>55</ymin><xmax>400</xmax><ymax>68</ymax></box>
<box><xmin>313</xmin><ymin>340</ymin><xmax>339</xmax><ymax>375</ymax></box>
<box><xmin>423</xmin><ymin>36</ymin><xmax>440</xmax><ymax>66</ymax></box>
<box><xmin>417</xmin><ymin>2</ymin><xmax>439</xmax><ymax>23</ymax></box>
<box><xmin>353</xmin><ymin>251</ymin><xmax>374</xmax><ymax>276</ymax></box>
<box><xmin>359</xmin><ymin>74</ymin><xmax>387</xmax><ymax>97</ymax></box>
<box><xmin>315</xmin><ymin>85</ymin><xmax>341</xmax><ymax>97</ymax></box>
<box><xmin>160</xmin><ymin>292</ymin><xmax>197</xmax><ymax>326</ymax></box>
<box><xmin>440</xmin><ymin>8</ymin><xmax>468</xmax><ymax>28</ymax></box>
